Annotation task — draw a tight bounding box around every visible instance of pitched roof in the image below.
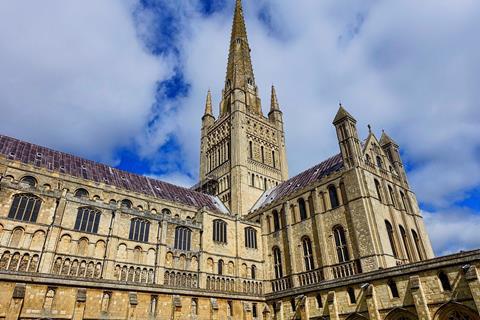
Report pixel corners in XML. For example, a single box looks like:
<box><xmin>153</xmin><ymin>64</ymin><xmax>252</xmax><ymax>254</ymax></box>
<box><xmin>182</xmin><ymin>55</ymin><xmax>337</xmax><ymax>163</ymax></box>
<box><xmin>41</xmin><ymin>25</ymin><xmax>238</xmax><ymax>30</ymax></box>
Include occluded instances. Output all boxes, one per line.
<box><xmin>333</xmin><ymin>105</ymin><xmax>356</xmax><ymax>124</ymax></box>
<box><xmin>0</xmin><ymin>134</ymin><xmax>227</xmax><ymax>213</ymax></box>
<box><xmin>251</xmin><ymin>153</ymin><xmax>344</xmax><ymax>212</ymax></box>
<box><xmin>379</xmin><ymin>131</ymin><xmax>397</xmax><ymax>146</ymax></box>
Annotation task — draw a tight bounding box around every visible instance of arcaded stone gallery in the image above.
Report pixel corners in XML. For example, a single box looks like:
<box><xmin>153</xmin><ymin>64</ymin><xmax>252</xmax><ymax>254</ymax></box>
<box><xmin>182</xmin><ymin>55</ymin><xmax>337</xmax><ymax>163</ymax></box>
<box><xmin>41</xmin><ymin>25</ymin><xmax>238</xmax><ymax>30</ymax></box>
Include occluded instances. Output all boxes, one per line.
<box><xmin>0</xmin><ymin>0</ymin><xmax>479</xmax><ymax>319</ymax></box>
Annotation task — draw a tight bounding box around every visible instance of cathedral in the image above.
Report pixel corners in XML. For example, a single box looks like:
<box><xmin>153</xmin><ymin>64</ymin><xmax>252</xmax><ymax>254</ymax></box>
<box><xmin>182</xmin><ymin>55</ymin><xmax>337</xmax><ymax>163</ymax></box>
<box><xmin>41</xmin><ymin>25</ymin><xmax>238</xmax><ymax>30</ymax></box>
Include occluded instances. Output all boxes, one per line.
<box><xmin>0</xmin><ymin>1</ymin><xmax>479</xmax><ymax>319</ymax></box>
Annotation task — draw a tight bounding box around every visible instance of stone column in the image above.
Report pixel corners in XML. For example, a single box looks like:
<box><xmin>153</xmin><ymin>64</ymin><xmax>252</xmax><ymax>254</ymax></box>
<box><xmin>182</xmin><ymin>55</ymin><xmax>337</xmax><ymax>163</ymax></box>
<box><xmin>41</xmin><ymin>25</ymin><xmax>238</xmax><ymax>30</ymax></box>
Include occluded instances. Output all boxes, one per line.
<box><xmin>365</xmin><ymin>285</ymin><xmax>381</xmax><ymax>320</ymax></box>
<box><xmin>327</xmin><ymin>291</ymin><xmax>339</xmax><ymax>320</ymax></box>
<box><xmin>465</xmin><ymin>265</ymin><xmax>480</xmax><ymax>313</ymax></box>
<box><xmin>283</xmin><ymin>201</ymin><xmax>298</xmax><ymax>287</ymax></box>
<box><xmin>298</xmin><ymin>296</ymin><xmax>309</xmax><ymax>320</ymax></box>
<box><xmin>157</xmin><ymin>219</ymin><xmax>169</xmax><ymax>285</ymax></box>
<box><xmin>39</xmin><ymin>191</ymin><xmax>68</xmax><ymax>273</ymax></box>
<box><xmin>410</xmin><ymin>275</ymin><xmax>431</xmax><ymax>320</ymax></box>
<box><xmin>311</xmin><ymin>188</ymin><xmax>332</xmax><ymax>279</ymax></box>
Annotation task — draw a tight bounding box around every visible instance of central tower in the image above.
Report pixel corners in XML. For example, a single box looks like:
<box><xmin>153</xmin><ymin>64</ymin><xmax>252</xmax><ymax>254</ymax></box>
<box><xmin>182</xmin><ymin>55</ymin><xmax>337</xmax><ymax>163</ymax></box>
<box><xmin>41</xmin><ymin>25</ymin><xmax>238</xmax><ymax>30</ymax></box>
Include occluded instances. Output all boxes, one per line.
<box><xmin>199</xmin><ymin>0</ymin><xmax>288</xmax><ymax>215</ymax></box>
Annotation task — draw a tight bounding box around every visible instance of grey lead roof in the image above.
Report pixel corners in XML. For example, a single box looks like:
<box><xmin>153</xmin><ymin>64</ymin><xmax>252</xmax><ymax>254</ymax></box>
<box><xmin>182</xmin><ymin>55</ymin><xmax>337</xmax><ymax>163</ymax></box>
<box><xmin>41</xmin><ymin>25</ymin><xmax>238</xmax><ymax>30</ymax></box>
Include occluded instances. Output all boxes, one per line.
<box><xmin>0</xmin><ymin>134</ymin><xmax>227</xmax><ymax>214</ymax></box>
<box><xmin>251</xmin><ymin>153</ymin><xmax>344</xmax><ymax>212</ymax></box>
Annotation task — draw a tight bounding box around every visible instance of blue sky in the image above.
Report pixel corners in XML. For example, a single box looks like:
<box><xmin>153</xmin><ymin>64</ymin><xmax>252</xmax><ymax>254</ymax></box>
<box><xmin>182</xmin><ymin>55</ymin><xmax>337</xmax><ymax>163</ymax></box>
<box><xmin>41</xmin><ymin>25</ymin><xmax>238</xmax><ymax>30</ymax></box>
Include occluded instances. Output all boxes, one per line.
<box><xmin>0</xmin><ymin>0</ymin><xmax>479</xmax><ymax>255</ymax></box>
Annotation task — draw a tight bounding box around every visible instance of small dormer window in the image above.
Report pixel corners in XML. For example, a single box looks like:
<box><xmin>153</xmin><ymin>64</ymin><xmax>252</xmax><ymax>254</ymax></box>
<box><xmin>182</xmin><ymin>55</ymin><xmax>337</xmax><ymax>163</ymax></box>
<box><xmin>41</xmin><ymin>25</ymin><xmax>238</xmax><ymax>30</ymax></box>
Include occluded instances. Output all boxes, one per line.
<box><xmin>236</xmin><ymin>38</ymin><xmax>242</xmax><ymax>44</ymax></box>
<box><xmin>247</xmin><ymin>78</ymin><xmax>254</xmax><ymax>85</ymax></box>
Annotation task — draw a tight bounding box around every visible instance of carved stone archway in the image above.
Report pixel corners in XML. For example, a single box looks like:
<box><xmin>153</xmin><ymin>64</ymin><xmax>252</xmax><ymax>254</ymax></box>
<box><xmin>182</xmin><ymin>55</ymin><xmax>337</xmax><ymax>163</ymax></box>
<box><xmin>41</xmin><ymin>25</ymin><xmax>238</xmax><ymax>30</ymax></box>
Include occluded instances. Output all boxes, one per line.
<box><xmin>345</xmin><ymin>313</ymin><xmax>369</xmax><ymax>320</ymax></box>
<box><xmin>433</xmin><ymin>302</ymin><xmax>480</xmax><ymax>320</ymax></box>
<box><xmin>385</xmin><ymin>307</ymin><xmax>418</xmax><ymax>320</ymax></box>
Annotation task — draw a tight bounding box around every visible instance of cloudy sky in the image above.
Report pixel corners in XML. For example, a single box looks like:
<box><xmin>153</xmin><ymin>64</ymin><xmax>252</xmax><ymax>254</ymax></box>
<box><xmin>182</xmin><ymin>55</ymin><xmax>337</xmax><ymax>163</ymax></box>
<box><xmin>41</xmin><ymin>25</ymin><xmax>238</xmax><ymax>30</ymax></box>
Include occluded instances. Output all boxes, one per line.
<box><xmin>0</xmin><ymin>0</ymin><xmax>479</xmax><ymax>255</ymax></box>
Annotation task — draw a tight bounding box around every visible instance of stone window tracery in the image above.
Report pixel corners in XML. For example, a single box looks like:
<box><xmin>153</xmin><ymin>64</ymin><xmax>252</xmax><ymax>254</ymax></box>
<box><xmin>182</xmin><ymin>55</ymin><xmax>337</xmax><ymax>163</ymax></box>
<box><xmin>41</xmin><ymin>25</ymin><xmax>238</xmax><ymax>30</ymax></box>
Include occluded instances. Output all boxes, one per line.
<box><xmin>213</xmin><ymin>219</ymin><xmax>227</xmax><ymax>244</ymax></box>
<box><xmin>273</xmin><ymin>247</ymin><xmax>283</xmax><ymax>279</ymax></box>
<box><xmin>174</xmin><ymin>227</ymin><xmax>192</xmax><ymax>251</ymax></box>
<box><xmin>302</xmin><ymin>236</ymin><xmax>314</xmax><ymax>271</ymax></box>
<box><xmin>8</xmin><ymin>193</ymin><xmax>42</xmax><ymax>223</ymax></box>
<box><xmin>129</xmin><ymin>218</ymin><xmax>150</xmax><ymax>242</ymax></box>
<box><xmin>244</xmin><ymin>227</ymin><xmax>257</xmax><ymax>249</ymax></box>
<box><xmin>74</xmin><ymin>207</ymin><xmax>101</xmax><ymax>233</ymax></box>
<box><xmin>333</xmin><ymin>225</ymin><xmax>349</xmax><ymax>263</ymax></box>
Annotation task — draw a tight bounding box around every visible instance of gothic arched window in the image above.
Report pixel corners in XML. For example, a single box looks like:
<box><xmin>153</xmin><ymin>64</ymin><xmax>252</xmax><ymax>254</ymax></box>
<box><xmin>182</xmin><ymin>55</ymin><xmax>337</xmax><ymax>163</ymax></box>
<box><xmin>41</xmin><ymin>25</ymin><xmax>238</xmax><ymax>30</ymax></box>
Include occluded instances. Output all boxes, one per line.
<box><xmin>298</xmin><ymin>198</ymin><xmax>308</xmax><ymax>221</ymax></box>
<box><xmin>302</xmin><ymin>237</ymin><xmax>314</xmax><ymax>271</ymax></box>
<box><xmin>376</xmin><ymin>156</ymin><xmax>383</xmax><ymax>169</ymax></box>
<box><xmin>8</xmin><ymin>193</ymin><xmax>41</xmax><ymax>222</ymax></box>
<box><xmin>411</xmin><ymin>229</ymin><xmax>424</xmax><ymax>260</ymax></box>
<box><xmin>74</xmin><ymin>207</ymin><xmax>101</xmax><ymax>233</ymax></box>
<box><xmin>272</xmin><ymin>150</ymin><xmax>276</xmax><ymax>168</ymax></box>
<box><xmin>272</xmin><ymin>210</ymin><xmax>280</xmax><ymax>231</ymax></box>
<box><xmin>273</xmin><ymin>247</ymin><xmax>283</xmax><ymax>279</ymax></box>
<box><xmin>385</xmin><ymin>220</ymin><xmax>398</xmax><ymax>258</ymax></box>
<box><xmin>174</xmin><ymin>227</ymin><xmax>192</xmax><ymax>251</ymax></box>
<box><xmin>244</xmin><ymin>227</ymin><xmax>257</xmax><ymax>249</ymax></box>
<box><xmin>333</xmin><ymin>225</ymin><xmax>349</xmax><ymax>263</ymax></box>
<box><xmin>388</xmin><ymin>186</ymin><xmax>397</xmax><ymax>207</ymax></box>
<box><xmin>328</xmin><ymin>185</ymin><xmax>340</xmax><ymax>209</ymax></box>
<box><xmin>374</xmin><ymin>179</ymin><xmax>383</xmax><ymax>202</ymax></box>
<box><xmin>400</xmin><ymin>191</ymin><xmax>410</xmax><ymax>212</ymax></box>
<box><xmin>399</xmin><ymin>225</ymin><xmax>412</xmax><ymax>261</ymax></box>
<box><xmin>251</xmin><ymin>265</ymin><xmax>256</xmax><ymax>279</ymax></box>
<box><xmin>249</xmin><ymin>141</ymin><xmax>253</xmax><ymax>159</ymax></box>
<box><xmin>129</xmin><ymin>218</ymin><xmax>150</xmax><ymax>242</ymax></box>
<box><xmin>261</xmin><ymin>146</ymin><xmax>265</xmax><ymax>163</ymax></box>
<box><xmin>213</xmin><ymin>219</ymin><xmax>227</xmax><ymax>244</ymax></box>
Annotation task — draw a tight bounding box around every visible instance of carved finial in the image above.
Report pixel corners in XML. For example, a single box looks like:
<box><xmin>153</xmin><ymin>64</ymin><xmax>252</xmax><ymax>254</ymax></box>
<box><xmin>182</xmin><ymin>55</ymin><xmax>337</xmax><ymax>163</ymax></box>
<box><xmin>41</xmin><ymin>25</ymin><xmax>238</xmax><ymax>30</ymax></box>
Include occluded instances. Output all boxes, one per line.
<box><xmin>368</xmin><ymin>124</ymin><xmax>372</xmax><ymax>133</ymax></box>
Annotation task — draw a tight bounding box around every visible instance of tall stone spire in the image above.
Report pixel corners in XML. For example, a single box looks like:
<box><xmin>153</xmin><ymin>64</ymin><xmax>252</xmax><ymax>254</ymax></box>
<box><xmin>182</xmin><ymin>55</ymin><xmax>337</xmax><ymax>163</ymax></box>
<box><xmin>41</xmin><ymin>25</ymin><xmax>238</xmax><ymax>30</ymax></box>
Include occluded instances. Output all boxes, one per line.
<box><xmin>225</xmin><ymin>0</ymin><xmax>255</xmax><ymax>93</ymax></box>
<box><xmin>202</xmin><ymin>90</ymin><xmax>215</xmax><ymax>129</ymax></box>
<box><xmin>204</xmin><ymin>90</ymin><xmax>213</xmax><ymax>116</ymax></box>
<box><xmin>270</xmin><ymin>85</ymin><xmax>280</xmax><ymax>112</ymax></box>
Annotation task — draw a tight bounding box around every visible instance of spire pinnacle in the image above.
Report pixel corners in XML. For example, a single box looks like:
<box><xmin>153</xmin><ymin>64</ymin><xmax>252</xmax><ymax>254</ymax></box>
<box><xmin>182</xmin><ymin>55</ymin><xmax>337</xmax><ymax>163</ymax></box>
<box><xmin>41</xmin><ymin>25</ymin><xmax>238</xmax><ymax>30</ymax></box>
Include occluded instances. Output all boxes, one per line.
<box><xmin>270</xmin><ymin>85</ymin><xmax>280</xmax><ymax>112</ymax></box>
<box><xmin>204</xmin><ymin>90</ymin><xmax>213</xmax><ymax>116</ymax></box>
<box><xmin>225</xmin><ymin>0</ymin><xmax>255</xmax><ymax>92</ymax></box>
<box><xmin>333</xmin><ymin>103</ymin><xmax>356</xmax><ymax>124</ymax></box>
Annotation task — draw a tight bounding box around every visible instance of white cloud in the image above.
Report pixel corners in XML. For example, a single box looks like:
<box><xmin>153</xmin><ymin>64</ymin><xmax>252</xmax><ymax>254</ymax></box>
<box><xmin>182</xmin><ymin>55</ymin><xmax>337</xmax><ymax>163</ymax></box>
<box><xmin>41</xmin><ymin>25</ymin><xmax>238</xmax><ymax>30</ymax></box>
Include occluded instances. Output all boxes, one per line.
<box><xmin>142</xmin><ymin>0</ymin><xmax>480</xmax><ymax>211</ymax></box>
<box><xmin>0</xmin><ymin>0</ymin><xmax>172</xmax><ymax>163</ymax></box>
<box><xmin>134</xmin><ymin>0</ymin><xmax>480</xmax><ymax>253</ymax></box>
<box><xmin>146</xmin><ymin>172</ymin><xmax>196</xmax><ymax>189</ymax></box>
<box><xmin>424</xmin><ymin>209</ymin><xmax>480</xmax><ymax>256</ymax></box>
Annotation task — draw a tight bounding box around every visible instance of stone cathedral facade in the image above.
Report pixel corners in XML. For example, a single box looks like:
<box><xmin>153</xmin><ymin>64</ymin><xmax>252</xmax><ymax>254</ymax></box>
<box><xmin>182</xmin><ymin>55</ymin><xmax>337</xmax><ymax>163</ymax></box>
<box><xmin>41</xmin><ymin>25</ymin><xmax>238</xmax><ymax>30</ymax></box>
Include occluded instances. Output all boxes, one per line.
<box><xmin>0</xmin><ymin>1</ymin><xmax>479</xmax><ymax>319</ymax></box>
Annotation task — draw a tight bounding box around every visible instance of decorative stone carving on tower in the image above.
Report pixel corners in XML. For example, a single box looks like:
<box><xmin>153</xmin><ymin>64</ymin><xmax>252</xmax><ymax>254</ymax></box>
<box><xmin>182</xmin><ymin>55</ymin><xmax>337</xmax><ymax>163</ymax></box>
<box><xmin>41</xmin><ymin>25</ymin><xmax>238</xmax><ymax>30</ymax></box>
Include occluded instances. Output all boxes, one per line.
<box><xmin>197</xmin><ymin>0</ymin><xmax>288</xmax><ymax>215</ymax></box>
